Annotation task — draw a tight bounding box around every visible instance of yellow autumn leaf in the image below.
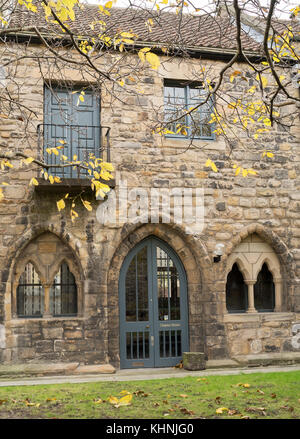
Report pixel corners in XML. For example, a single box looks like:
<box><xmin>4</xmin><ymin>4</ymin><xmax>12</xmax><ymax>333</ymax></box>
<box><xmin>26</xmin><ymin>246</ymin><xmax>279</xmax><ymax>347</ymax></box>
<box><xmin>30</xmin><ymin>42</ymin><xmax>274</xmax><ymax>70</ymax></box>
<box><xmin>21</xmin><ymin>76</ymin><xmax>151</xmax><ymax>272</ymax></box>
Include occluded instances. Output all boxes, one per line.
<box><xmin>257</xmin><ymin>75</ymin><xmax>268</xmax><ymax>87</ymax></box>
<box><xmin>145</xmin><ymin>51</ymin><xmax>160</xmax><ymax>70</ymax></box>
<box><xmin>229</xmin><ymin>70</ymin><xmax>241</xmax><ymax>82</ymax></box>
<box><xmin>71</xmin><ymin>209</ymin><xmax>78</xmax><ymax>222</ymax></box>
<box><xmin>23</xmin><ymin>157</ymin><xmax>35</xmax><ymax>164</ymax></box>
<box><xmin>248</xmin><ymin>169</ymin><xmax>257</xmax><ymax>175</ymax></box>
<box><xmin>0</xmin><ymin>188</ymin><xmax>3</xmax><ymax>201</ymax></box>
<box><xmin>56</xmin><ymin>198</ymin><xmax>66</xmax><ymax>211</ymax></box>
<box><xmin>216</xmin><ymin>407</ymin><xmax>229</xmax><ymax>414</ymax></box>
<box><xmin>29</xmin><ymin>177</ymin><xmax>39</xmax><ymax>186</ymax></box>
<box><xmin>266</xmin><ymin>152</ymin><xmax>274</xmax><ymax>158</ymax></box>
<box><xmin>263</xmin><ymin>118</ymin><xmax>271</xmax><ymax>127</ymax></box>
<box><xmin>105</xmin><ymin>1</ymin><xmax>113</xmax><ymax>8</ymax></box>
<box><xmin>242</xmin><ymin>169</ymin><xmax>248</xmax><ymax>177</ymax></box>
<box><xmin>138</xmin><ymin>47</ymin><xmax>151</xmax><ymax>63</ymax></box>
<box><xmin>82</xmin><ymin>200</ymin><xmax>92</xmax><ymax>211</ymax></box>
<box><xmin>94</xmin><ymin>399</ymin><xmax>103</xmax><ymax>404</ymax></box>
<box><xmin>118</xmin><ymin>394</ymin><xmax>133</xmax><ymax>406</ymax></box>
<box><xmin>49</xmin><ymin>175</ymin><xmax>54</xmax><ymax>184</ymax></box>
<box><xmin>205</xmin><ymin>159</ymin><xmax>218</xmax><ymax>172</ymax></box>
<box><xmin>235</xmin><ymin>167</ymin><xmax>241</xmax><ymax>176</ymax></box>
<box><xmin>109</xmin><ymin>396</ymin><xmax>119</xmax><ymax>405</ymax></box>
<box><xmin>120</xmin><ymin>32</ymin><xmax>135</xmax><ymax>39</ymax></box>
<box><xmin>243</xmin><ymin>383</ymin><xmax>251</xmax><ymax>388</ymax></box>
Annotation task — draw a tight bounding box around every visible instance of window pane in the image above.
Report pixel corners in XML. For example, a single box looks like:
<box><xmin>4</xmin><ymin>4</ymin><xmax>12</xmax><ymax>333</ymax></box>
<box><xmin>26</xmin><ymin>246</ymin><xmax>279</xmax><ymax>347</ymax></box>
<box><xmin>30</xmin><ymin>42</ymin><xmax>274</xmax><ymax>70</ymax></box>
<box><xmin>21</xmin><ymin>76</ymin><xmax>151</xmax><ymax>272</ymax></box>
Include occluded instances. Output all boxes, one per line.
<box><xmin>156</xmin><ymin>247</ymin><xmax>180</xmax><ymax>321</ymax></box>
<box><xmin>164</xmin><ymin>82</ymin><xmax>214</xmax><ymax>139</ymax></box>
<box><xmin>254</xmin><ymin>263</ymin><xmax>275</xmax><ymax>311</ymax></box>
<box><xmin>164</xmin><ymin>85</ymin><xmax>187</xmax><ymax>135</ymax></box>
<box><xmin>17</xmin><ymin>263</ymin><xmax>44</xmax><ymax>317</ymax></box>
<box><xmin>125</xmin><ymin>247</ymin><xmax>149</xmax><ymax>322</ymax></box>
<box><xmin>226</xmin><ymin>263</ymin><xmax>248</xmax><ymax>312</ymax></box>
<box><xmin>50</xmin><ymin>262</ymin><xmax>77</xmax><ymax>315</ymax></box>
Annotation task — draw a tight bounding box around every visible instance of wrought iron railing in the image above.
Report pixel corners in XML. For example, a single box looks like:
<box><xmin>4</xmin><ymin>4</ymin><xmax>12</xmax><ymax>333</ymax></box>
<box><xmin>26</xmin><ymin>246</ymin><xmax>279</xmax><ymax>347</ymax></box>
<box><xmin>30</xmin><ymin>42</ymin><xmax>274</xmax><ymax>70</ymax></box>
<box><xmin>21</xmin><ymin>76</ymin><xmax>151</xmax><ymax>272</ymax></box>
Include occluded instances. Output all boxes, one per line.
<box><xmin>37</xmin><ymin>124</ymin><xmax>111</xmax><ymax>179</ymax></box>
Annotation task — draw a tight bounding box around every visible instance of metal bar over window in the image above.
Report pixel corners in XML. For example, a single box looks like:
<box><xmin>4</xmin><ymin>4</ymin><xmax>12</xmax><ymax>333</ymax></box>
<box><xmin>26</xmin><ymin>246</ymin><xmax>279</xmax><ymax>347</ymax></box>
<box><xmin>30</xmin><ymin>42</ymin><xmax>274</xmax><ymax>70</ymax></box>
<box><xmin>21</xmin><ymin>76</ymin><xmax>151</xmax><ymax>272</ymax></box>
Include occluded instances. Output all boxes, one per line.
<box><xmin>37</xmin><ymin>124</ymin><xmax>111</xmax><ymax>179</ymax></box>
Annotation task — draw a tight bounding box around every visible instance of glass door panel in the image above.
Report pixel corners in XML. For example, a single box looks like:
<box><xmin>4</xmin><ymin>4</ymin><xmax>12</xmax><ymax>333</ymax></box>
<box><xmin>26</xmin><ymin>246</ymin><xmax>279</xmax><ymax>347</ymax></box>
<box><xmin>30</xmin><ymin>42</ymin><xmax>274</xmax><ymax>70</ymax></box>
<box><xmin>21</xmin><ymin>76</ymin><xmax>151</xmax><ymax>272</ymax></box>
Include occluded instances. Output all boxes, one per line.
<box><xmin>119</xmin><ymin>237</ymin><xmax>189</xmax><ymax>368</ymax></box>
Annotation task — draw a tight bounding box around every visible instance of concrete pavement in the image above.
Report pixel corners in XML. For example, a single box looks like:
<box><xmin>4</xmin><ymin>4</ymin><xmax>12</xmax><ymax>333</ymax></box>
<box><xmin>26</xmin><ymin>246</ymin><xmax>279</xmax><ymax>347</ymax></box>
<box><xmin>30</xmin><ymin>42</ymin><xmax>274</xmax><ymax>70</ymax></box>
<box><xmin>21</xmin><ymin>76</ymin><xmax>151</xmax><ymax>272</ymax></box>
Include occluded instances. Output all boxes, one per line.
<box><xmin>0</xmin><ymin>364</ymin><xmax>299</xmax><ymax>387</ymax></box>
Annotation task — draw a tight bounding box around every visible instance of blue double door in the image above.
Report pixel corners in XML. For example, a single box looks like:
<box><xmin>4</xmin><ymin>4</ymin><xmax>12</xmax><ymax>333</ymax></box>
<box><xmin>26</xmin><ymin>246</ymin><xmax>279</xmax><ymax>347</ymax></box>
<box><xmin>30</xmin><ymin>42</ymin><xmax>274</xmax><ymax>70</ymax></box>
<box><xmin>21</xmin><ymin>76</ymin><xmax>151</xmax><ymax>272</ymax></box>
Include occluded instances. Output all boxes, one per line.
<box><xmin>43</xmin><ymin>86</ymin><xmax>100</xmax><ymax>178</ymax></box>
<box><xmin>119</xmin><ymin>237</ymin><xmax>189</xmax><ymax>368</ymax></box>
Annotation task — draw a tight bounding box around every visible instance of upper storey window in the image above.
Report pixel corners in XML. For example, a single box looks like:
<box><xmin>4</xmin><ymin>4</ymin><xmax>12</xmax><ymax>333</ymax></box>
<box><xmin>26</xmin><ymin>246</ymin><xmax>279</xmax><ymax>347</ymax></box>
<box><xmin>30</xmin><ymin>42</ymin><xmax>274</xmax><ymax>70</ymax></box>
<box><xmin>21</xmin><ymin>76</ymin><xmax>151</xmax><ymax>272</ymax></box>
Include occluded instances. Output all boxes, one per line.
<box><xmin>164</xmin><ymin>80</ymin><xmax>214</xmax><ymax>140</ymax></box>
<box><xmin>42</xmin><ymin>85</ymin><xmax>101</xmax><ymax>178</ymax></box>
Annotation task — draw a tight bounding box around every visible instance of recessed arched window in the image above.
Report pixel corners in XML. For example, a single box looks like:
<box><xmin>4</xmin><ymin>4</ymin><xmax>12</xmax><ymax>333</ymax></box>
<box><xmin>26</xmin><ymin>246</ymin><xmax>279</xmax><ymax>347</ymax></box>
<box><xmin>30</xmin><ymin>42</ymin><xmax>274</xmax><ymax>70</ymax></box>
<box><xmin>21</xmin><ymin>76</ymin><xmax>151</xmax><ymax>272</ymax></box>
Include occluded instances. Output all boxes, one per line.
<box><xmin>254</xmin><ymin>263</ymin><xmax>275</xmax><ymax>312</ymax></box>
<box><xmin>50</xmin><ymin>262</ymin><xmax>77</xmax><ymax>316</ymax></box>
<box><xmin>226</xmin><ymin>263</ymin><xmax>248</xmax><ymax>313</ymax></box>
<box><xmin>17</xmin><ymin>263</ymin><xmax>44</xmax><ymax>317</ymax></box>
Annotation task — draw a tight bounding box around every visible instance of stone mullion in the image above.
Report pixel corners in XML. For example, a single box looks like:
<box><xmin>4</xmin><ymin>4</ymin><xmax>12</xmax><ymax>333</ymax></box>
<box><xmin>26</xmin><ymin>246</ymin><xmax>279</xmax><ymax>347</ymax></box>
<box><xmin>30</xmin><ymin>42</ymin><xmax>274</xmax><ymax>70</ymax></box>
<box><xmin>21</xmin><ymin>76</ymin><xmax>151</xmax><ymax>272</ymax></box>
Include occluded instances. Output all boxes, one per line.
<box><xmin>245</xmin><ymin>280</ymin><xmax>257</xmax><ymax>313</ymax></box>
<box><xmin>274</xmin><ymin>278</ymin><xmax>282</xmax><ymax>312</ymax></box>
<box><xmin>43</xmin><ymin>285</ymin><xmax>52</xmax><ymax>318</ymax></box>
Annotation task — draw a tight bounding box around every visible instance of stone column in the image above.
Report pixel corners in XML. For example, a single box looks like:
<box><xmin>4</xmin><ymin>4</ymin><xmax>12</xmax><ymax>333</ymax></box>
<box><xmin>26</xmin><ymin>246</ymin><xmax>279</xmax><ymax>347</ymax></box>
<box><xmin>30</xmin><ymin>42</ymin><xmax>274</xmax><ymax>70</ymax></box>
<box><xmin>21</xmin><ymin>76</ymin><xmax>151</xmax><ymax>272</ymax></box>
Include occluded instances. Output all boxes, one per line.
<box><xmin>245</xmin><ymin>280</ymin><xmax>257</xmax><ymax>313</ymax></box>
<box><xmin>11</xmin><ymin>285</ymin><xmax>17</xmax><ymax>319</ymax></box>
<box><xmin>43</xmin><ymin>285</ymin><xmax>52</xmax><ymax>318</ymax></box>
<box><xmin>274</xmin><ymin>278</ymin><xmax>282</xmax><ymax>312</ymax></box>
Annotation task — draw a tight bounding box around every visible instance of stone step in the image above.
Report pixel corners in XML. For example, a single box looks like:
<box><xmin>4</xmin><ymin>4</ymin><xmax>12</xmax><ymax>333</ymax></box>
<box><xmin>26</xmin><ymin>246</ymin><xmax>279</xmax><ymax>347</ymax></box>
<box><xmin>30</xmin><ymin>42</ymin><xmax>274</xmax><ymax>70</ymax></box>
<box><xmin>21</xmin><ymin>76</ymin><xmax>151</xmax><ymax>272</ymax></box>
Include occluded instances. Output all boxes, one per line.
<box><xmin>0</xmin><ymin>363</ymin><xmax>116</xmax><ymax>377</ymax></box>
<box><xmin>233</xmin><ymin>352</ymin><xmax>300</xmax><ymax>367</ymax></box>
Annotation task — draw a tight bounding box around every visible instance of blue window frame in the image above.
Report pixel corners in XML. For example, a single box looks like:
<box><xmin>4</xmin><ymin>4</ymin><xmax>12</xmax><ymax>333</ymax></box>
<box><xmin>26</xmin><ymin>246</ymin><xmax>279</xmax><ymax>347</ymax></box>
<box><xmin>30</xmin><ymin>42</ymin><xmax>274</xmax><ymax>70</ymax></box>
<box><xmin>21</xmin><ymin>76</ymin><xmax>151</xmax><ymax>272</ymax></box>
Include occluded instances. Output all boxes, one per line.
<box><xmin>164</xmin><ymin>80</ymin><xmax>215</xmax><ymax>140</ymax></box>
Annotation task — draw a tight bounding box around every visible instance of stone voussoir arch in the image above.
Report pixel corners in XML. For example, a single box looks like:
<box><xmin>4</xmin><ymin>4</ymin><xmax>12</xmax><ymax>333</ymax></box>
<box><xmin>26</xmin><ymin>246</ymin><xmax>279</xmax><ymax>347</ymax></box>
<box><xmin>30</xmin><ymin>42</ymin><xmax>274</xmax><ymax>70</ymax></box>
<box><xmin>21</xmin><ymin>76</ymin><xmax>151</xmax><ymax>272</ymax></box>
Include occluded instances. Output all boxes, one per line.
<box><xmin>4</xmin><ymin>223</ymin><xmax>85</xmax><ymax>321</ymax></box>
<box><xmin>5</xmin><ymin>223</ymin><xmax>85</xmax><ymax>284</ymax></box>
<box><xmin>222</xmin><ymin>223</ymin><xmax>295</xmax><ymax>280</ymax></box>
<box><xmin>106</xmin><ymin>221</ymin><xmax>211</xmax><ymax>366</ymax></box>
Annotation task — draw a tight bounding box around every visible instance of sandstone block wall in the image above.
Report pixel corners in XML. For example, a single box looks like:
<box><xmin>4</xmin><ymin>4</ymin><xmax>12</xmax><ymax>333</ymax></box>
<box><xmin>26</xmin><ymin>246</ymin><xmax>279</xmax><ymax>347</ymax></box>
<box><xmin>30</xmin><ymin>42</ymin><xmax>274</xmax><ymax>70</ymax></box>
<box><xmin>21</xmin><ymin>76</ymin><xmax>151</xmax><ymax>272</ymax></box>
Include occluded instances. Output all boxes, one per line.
<box><xmin>0</xmin><ymin>46</ymin><xmax>299</xmax><ymax>366</ymax></box>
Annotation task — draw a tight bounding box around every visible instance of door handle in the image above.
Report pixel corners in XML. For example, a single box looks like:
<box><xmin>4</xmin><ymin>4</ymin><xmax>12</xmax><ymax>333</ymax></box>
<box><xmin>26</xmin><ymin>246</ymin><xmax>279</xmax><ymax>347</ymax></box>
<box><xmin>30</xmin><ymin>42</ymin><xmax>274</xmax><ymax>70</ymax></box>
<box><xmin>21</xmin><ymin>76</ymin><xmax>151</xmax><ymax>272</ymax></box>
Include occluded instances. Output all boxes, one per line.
<box><xmin>145</xmin><ymin>325</ymin><xmax>150</xmax><ymax>329</ymax></box>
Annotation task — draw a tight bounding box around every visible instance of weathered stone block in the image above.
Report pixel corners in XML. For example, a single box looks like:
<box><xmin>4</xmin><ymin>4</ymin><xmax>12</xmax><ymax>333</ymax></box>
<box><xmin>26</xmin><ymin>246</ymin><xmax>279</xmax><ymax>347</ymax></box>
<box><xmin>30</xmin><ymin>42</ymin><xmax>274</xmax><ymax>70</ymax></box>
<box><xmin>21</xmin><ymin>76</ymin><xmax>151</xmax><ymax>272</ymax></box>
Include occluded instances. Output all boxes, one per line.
<box><xmin>73</xmin><ymin>364</ymin><xmax>116</xmax><ymax>374</ymax></box>
<box><xmin>182</xmin><ymin>352</ymin><xmax>206</xmax><ymax>370</ymax></box>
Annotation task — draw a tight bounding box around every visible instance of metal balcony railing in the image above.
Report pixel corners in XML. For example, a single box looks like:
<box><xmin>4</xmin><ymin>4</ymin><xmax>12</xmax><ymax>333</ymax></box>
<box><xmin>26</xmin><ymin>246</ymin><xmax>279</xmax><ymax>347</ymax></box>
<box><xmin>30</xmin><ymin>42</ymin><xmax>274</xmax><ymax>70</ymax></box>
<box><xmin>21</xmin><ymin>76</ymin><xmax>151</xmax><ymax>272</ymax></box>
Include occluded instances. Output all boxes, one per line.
<box><xmin>37</xmin><ymin>124</ymin><xmax>111</xmax><ymax>179</ymax></box>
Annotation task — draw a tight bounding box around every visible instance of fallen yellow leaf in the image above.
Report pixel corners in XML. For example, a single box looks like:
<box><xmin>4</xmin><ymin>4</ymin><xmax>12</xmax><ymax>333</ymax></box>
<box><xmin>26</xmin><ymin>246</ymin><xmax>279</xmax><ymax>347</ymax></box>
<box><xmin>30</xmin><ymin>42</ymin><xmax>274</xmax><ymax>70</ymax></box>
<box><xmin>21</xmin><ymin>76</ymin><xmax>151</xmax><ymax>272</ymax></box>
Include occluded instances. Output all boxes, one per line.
<box><xmin>216</xmin><ymin>407</ymin><xmax>229</xmax><ymax>414</ymax></box>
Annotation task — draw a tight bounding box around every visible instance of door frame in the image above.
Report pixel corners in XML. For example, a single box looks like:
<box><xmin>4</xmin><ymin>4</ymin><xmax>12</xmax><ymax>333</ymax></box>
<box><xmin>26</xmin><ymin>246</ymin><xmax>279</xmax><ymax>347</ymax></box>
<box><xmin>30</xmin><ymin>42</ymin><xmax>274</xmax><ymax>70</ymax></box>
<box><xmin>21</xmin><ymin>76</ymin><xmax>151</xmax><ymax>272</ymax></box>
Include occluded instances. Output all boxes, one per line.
<box><xmin>119</xmin><ymin>236</ymin><xmax>189</xmax><ymax>368</ymax></box>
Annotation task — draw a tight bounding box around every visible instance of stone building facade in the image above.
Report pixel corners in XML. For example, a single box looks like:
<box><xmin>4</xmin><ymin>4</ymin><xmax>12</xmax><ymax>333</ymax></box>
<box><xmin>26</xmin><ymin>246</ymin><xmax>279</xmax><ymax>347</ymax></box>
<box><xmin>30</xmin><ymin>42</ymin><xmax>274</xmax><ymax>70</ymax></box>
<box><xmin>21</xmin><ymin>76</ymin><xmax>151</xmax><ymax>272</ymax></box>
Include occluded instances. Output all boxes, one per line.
<box><xmin>0</xmin><ymin>4</ymin><xmax>299</xmax><ymax>369</ymax></box>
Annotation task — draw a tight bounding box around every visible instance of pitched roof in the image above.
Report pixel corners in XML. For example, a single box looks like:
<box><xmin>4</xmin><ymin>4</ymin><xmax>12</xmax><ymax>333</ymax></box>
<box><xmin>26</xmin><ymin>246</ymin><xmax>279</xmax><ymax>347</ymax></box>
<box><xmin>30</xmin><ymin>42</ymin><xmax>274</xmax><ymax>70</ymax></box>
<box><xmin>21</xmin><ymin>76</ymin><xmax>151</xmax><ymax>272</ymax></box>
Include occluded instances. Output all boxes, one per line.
<box><xmin>7</xmin><ymin>3</ymin><xmax>261</xmax><ymax>52</ymax></box>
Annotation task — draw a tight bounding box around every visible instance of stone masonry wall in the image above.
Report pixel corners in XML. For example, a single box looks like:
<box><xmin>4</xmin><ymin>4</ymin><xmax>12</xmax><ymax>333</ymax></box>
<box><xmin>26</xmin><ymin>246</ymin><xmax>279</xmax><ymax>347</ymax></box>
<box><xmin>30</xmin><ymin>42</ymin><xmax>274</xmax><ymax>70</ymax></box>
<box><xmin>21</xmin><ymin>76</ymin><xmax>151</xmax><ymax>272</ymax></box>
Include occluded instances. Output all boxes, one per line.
<box><xmin>0</xmin><ymin>44</ymin><xmax>299</xmax><ymax>366</ymax></box>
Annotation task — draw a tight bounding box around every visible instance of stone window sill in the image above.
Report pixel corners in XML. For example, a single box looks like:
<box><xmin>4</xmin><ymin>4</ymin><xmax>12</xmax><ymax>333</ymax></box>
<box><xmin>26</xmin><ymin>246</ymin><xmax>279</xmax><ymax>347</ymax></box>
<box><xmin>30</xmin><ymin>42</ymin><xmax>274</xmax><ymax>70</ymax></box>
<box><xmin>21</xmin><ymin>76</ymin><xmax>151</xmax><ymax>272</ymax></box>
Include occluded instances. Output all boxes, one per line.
<box><xmin>161</xmin><ymin>137</ymin><xmax>226</xmax><ymax>151</ymax></box>
<box><xmin>9</xmin><ymin>315</ymin><xmax>84</xmax><ymax>323</ymax></box>
<box><xmin>223</xmin><ymin>312</ymin><xmax>295</xmax><ymax>323</ymax></box>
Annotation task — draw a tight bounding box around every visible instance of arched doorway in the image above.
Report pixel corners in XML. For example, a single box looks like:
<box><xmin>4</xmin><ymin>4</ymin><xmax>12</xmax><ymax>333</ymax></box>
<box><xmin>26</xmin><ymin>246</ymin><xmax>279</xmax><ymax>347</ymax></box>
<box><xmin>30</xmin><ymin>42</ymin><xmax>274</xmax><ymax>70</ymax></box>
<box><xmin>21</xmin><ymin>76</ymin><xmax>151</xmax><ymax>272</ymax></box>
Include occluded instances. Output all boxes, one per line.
<box><xmin>119</xmin><ymin>236</ymin><xmax>189</xmax><ymax>368</ymax></box>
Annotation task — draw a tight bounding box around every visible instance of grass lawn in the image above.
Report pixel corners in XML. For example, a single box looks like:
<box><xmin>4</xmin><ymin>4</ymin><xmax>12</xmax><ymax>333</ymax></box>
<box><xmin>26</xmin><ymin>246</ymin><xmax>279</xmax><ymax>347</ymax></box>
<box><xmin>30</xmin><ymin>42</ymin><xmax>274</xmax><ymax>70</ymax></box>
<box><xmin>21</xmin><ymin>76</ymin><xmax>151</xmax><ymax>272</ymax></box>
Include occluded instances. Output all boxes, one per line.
<box><xmin>0</xmin><ymin>370</ymin><xmax>299</xmax><ymax>419</ymax></box>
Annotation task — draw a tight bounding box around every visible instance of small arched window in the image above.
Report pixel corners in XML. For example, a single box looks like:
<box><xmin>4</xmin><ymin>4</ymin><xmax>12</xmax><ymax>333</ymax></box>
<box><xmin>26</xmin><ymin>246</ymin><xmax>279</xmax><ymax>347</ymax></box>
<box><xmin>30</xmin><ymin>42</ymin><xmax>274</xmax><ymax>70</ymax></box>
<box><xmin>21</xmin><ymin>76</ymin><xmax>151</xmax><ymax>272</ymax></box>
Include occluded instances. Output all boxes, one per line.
<box><xmin>226</xmin><ymin>263</ymin><xmax>248</xmax><ymax>313</ymax></box>
<box><xmin>254</xmin><ymin>263</ymin><xmax>275</xmax><ymax>312</ymax></box>
<box><xmin>17</xmin><ymin>263</ymin><xmax>44</xmax><ymax>317</ymax></box>
<box><xmin>50</xmin><ymin>262</ymin><xmax>77</xmax><ymax>316</ymax></box>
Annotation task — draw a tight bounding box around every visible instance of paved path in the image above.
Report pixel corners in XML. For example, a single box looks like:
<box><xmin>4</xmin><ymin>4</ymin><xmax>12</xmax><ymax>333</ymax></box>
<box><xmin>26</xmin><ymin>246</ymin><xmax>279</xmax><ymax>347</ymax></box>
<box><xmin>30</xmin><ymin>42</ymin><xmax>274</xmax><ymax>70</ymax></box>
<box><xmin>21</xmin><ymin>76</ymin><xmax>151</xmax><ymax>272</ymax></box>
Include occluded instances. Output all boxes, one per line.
<box><xmin>0</xmin><ymin>364</ymin><xmax>299</xmax><ymax>387</ymax></box>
